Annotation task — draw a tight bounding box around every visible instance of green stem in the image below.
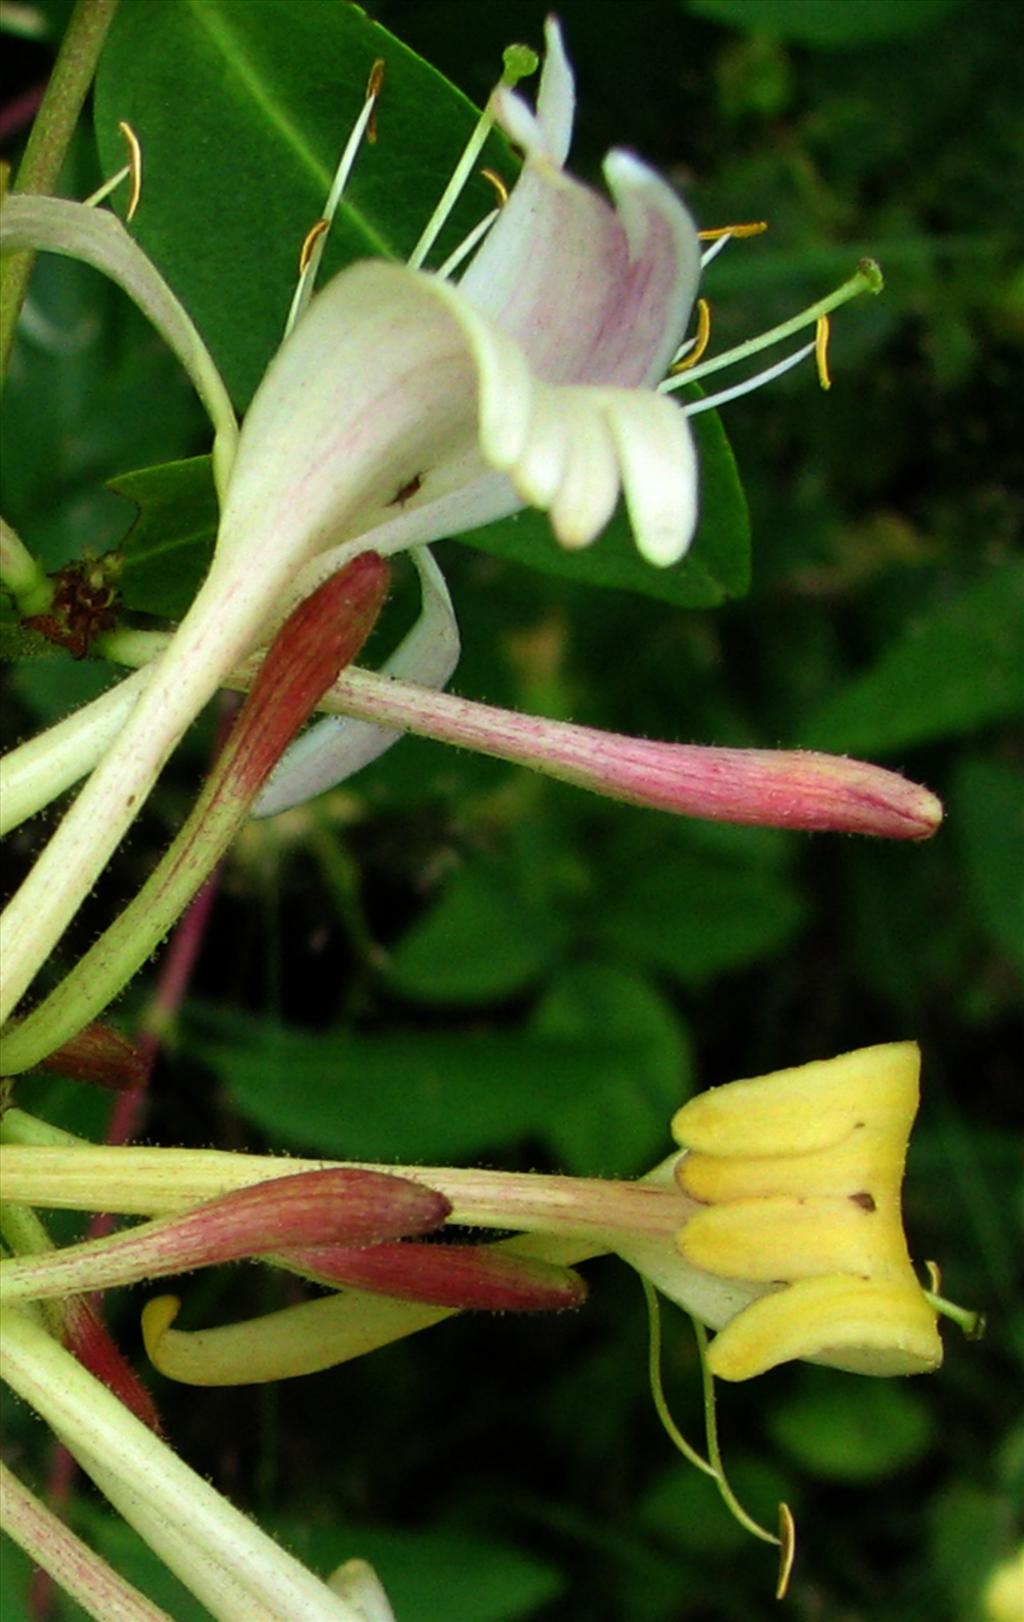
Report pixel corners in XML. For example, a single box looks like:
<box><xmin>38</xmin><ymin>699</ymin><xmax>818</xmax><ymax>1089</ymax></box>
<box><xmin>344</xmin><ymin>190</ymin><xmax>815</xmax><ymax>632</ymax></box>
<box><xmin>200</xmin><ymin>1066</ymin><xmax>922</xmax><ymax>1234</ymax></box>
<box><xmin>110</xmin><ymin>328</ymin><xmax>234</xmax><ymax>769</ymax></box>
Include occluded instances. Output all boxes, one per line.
<box><xmin>0</xmin><ymin>0</ymin><xmax>122</xmax><ymax>374</ymax></box>
<box><xmin>0</xmin><ymin>516</ymin><xmax>52</xmax><ymax>613</ymax></box>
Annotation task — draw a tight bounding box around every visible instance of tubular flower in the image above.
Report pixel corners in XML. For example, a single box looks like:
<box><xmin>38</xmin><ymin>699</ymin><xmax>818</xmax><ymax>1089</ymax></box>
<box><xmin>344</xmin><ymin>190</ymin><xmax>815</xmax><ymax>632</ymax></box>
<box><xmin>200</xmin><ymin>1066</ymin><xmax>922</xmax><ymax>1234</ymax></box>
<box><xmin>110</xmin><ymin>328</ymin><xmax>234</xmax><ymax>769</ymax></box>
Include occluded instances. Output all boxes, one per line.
<box><xmin>656</xmin><ymin>1043</ymin><xmax>944</xmax><ymax>1380</ymax></box>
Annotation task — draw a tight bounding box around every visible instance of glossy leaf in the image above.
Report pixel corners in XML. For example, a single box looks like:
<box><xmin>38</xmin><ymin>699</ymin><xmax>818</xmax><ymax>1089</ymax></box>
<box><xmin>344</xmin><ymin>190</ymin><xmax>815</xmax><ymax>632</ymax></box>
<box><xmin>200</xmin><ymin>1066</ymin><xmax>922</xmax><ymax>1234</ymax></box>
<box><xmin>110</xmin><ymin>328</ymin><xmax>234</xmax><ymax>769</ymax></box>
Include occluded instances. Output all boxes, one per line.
<box><xmin>687</xmin><ymin>0</ymin><xmax>961</xmax><ymax>48</ymax></box>
<box><xmin>798</xmin><ymin>563</ymin><xmax>1024</xmax><ymax>755</ymax></box>
<box><xmin>112</xmin><ymin>458</ymin><xmax>219</xmax><ymax>617</ymax></box>
<box><xmin>94</xmin><ymin>0</ymin><xmax>515</xmax><ymax>405</ymax></box>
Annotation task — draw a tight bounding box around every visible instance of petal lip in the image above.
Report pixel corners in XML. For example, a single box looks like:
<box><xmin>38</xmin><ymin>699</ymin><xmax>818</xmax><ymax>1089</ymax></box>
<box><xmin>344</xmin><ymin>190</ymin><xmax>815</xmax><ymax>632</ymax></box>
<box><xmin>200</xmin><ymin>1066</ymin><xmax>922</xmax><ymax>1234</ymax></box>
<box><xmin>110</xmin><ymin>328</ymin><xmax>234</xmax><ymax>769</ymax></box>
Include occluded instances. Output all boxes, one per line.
<box><xmin>706</xmin><ymin>1274</ymin><xmax>943</xmax><ymax>1381</ymax></box>
<box><xmin>672</xmin><ymin>1042</ymin><xmax>921</xmax><ymax>1157</ymax></box>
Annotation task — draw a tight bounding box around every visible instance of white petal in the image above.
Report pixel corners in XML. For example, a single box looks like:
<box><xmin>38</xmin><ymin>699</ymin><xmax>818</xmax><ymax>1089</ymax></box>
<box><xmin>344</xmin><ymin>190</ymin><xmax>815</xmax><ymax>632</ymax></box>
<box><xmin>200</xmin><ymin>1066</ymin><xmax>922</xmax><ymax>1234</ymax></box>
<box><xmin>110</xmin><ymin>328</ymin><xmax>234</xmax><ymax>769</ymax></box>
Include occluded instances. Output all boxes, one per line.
<box><xmin>536</xmin><ymin>16</ymin><xmax>575</xmax><ymax>164</ymax></box>
<box><xmin>603</xmin><ymin>391</ymin><xmax>698</xmax><ymax>566</ymax></box>
<box><xmin>509</xmin><ymin>386</ymin><xmax>571</xmax><ymax>509</ymax></box>
<box><xmin>547</xmin><ymin>393</ymin><xmax>621</xmax><ymax>549</ymax></box>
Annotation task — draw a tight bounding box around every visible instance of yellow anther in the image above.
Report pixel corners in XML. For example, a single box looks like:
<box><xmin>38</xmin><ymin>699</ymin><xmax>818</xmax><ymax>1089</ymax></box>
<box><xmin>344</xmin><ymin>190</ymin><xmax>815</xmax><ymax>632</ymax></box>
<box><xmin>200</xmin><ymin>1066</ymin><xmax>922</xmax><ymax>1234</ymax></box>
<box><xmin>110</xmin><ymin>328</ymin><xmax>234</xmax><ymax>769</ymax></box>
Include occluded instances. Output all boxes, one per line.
<box><xmin>365</xmin><ymin>58</ymin><xmax>385</xmax><ymax>143</ymax></box>
<box><xmin>671</xmin><ymin>297</ymin><xmax>711</xmax><ymax>373</ymax></box>
<box><xmin>117</xmin><ymin>120</ymin><xmax>142</xmax><ymax>220</ymax></box>
<box><xmin>697</xmin><ymin>220</ymin><xmax>768</xmax><ymax>241</ymax></box>
<box><xmin>925</xmin><ymin>1259</ymin><xmax>942</xmax><ymax>1294</ymax></box>
<box><xmin>479</xmin><ymin>167</ymin><xmax>509</xmax><ymax>208</ymax></box>
<box><xmin>298</xmin><ymin>217</ymin><xmax>330</xmax><ymax>275</ymax></box>
<box><xmin>775</xmin><ymin>1505</ymin><xmax>796</xmax><ymax>1601</ymax></box>
<box><xmin>815</xmin><ymin>314</ymin><xmax>832</xmax><ymax>390</ymax></box>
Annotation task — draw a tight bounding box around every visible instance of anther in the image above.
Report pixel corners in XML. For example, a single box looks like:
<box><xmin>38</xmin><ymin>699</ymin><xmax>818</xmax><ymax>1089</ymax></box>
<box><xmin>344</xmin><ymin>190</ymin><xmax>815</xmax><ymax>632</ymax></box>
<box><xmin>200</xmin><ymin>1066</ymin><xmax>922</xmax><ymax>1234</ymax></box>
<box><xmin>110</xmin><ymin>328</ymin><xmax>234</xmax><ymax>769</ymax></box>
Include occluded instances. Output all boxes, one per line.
<box><xmin>298</xmin><ymin>218</ymin><xmax>330</xmax><ymax>275</ymax></box>
<box><xmin>480</xmin><ymin>167</ymin><xmax>509</xmax><ymax>208</ymax></box>
<box><xmin>815</xmin><ymin>314</ymin><xmax>832</xmax><ymax>391</ymax></box>
<box><xmin>117</xmin><ymin>121</ymin><xmax>143</xmax><ymax>220</ymax></box>
<box><xmin>365</xmin><ymin>58</ymin><xmax>385</xmax><ymax>143</ymax></box>
<box><xmin>671</xmin><ymin>298</ymin><xmax>711</xmax><ymax>373</ymax></box>
<box><xmin>775</xmin><ymin>1505</ymin><xmax>796</xmax><ymax>1601</ymax></box>
<box><xmin>697</xmin><ymin>221</ymin><xmax>768</xmax><ymax>241</ymax></box>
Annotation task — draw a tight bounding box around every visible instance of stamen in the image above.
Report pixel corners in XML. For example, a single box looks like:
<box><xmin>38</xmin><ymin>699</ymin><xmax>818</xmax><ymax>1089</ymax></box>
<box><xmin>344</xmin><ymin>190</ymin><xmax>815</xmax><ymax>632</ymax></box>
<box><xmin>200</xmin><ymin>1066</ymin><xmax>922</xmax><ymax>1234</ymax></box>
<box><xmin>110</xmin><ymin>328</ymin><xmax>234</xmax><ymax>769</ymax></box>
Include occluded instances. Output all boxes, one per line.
<box><xmin>776</xmin><ymin>1506</ymin><xmax>797</xmax><ymax>1602</ymax></box>
<box><xmin>284</xmin><ymin>60</ymin><xmax>385</xmax><ymax>336</ymax></box>
<box><xmin>699</xmin><ymin>235</ymin><xmax>730</xmax><ymax>270</ymax></box>
<box><xmin>697</xmin><ymin>220</ymin><xmax>768</xmax><ymax>241</ymax></box>
<box><xmin>406</xmin><ymin>43</ymin><xmax>538</xmax><ymax>271</ymax></box>
<box><xmin>674</xmin><ymin>339</ymin><xmax>815</xmax><ymax>413</ymax></box>
<box><xmin>662</xmin><ymin>259</ymin><xmax>884</xmax><ymax>392</ymax></box>
<box><xmin>671</xmin><ymin>297</ymin><xmax>711</xmax><ymax>373</ymax></box>
<box><xmin>118</xmin><ymin>121</ymin><xmax>143</xmax><ymax>220</ymax></box>
<box><xmin>815</xmin><ymin>314</ymin><xmax>832</xmax><ymax>390</ymax></box>
<box><xmin>479</xmin><ymin>167</ymin><xmax>509</xmax><ymax>207</ymax></box>
<box><xmin>82</xmin><ymin>121</ymin><xmax>143</xmax><ymax>218</ymax></box>
<box><xmin>434</xmin><ymin>209</ymin><xmax>500</xmax><ymax>281</ymax></box>
<box><xmin>641</xmin><ymin>1280</ymin><xmax>791</xmax><ymax>1591</ymax></box>
<box><xmin>922</xmin><ymin>1263</ymin><xmax>986</xmax><ymax>1341</ymax></box>
<box><xmin>298</xmin><ymin>218</ymin><xmax>329</xmax><ymax>276</ymax></box>
<box><xmin>365</xmin><ymin>58</ymin><xmax>385</xmax><ymax>143</ymax></box>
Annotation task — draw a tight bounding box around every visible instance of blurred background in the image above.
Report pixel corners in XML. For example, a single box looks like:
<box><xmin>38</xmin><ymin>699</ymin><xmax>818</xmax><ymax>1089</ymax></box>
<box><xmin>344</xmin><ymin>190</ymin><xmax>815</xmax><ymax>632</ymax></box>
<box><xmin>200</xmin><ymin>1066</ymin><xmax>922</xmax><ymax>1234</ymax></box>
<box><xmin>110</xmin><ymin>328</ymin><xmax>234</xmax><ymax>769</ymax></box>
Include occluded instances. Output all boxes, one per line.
<box><xmin>2</xmin><ymin>0</ymin><xmax>1021</xmax><ymax>1617</ymax></box>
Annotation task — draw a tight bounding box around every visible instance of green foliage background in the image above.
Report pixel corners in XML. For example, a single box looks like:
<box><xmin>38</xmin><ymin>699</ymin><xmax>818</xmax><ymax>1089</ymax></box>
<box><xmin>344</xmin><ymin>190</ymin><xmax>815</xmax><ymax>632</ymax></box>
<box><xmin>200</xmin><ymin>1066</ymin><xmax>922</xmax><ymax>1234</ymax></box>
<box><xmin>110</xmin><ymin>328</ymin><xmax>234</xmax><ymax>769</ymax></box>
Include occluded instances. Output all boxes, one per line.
<box><xmin>2</xmin><ymin>0</ymin><xmax>1021</xmax><ymax>1617</ymax></box>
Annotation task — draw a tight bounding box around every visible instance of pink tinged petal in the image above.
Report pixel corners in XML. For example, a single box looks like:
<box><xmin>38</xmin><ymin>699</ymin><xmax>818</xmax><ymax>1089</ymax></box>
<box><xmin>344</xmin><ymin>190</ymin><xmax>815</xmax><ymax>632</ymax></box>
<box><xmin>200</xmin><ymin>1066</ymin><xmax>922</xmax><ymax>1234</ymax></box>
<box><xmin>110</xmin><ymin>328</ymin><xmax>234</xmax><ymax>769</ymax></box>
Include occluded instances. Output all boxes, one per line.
<box><xmin>460</xmin><ymin>111</ymin><xmax>699</xmax><ymax>393</ymax></box>
<box><xmin>3</xmin><ymin>1171</ymin><xmax>450</xmax><ymax>1300</ymax></box>
<box><xmin>286</xmin><ymin>1240</ymin><xmax>588</xmax><ymax>1312</ymax></box>
<box><xmin>601</xmin><ymin>151</ymin><xmax>703</xmax><ymax>386</ymax></box>
<box><xmin>1</xmin><ymin>1463</ymin><xmax>175</xmax><ymax>1622</ymax></box>
<box><xmin>603</xmin><ymin>389</ymin><xmax>699</xmax><ymax>565</ymax></box>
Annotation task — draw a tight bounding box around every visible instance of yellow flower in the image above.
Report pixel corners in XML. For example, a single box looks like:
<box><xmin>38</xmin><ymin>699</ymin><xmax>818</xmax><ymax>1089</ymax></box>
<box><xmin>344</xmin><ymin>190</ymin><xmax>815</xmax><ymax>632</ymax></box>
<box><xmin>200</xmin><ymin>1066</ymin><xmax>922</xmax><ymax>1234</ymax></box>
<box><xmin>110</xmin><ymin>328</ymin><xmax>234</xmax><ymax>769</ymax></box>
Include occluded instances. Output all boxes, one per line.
<box><xmin>671</xmin><ymin>1042</ymin><xmax>943</xmax><ymax>1380</ymax></box>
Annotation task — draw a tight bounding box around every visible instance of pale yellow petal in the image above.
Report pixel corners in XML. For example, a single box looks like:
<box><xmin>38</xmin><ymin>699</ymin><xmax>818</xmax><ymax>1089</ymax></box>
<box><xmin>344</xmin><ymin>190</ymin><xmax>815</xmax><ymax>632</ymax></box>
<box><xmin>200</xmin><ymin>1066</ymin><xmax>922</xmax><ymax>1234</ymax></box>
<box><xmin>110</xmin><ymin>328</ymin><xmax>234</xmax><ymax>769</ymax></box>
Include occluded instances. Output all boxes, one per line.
<box><xmin>706</xmin><ymin>1274</ymin><xmax>943</xmax><ymax>1380</ymax></box>
<box><xmin>679</xmin><ymin>1194</ymin><xmax>914</xmax><ymax>1283</ymax></box>
<box><xmin>671</xmin><ymin>1042</ymin><xmax>919</xmax><ymax>1156</ymax></box>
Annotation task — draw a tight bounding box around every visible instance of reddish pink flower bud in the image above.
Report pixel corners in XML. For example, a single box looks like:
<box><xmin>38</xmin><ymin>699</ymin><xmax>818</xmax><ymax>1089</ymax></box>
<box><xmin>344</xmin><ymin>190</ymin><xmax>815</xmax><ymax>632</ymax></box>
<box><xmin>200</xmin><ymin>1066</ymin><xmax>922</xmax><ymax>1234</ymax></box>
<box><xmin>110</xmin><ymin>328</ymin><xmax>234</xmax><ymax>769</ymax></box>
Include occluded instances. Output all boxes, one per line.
<box><xmin>288</xmin><ymin>1239</ymin><xmax>587</xmax><ymax>1312</ymax></box>
<box><xmin>32</xmin><ymin>1022</ymin><xmax>146</xmax><ymax>1090</ymax></box>
<box><xmin>215</xmin><ymin>550</ymin><xmax>389</xmax><ymax>802</ymax></box>
<box><xmin>4</xmin><ymin>1170</ymin><xmax>451</xmax><ymax>1301</ymax></box>
<box><xmin>61</xmin><ymin>1295</ymin><xmax>162</xmax><ymax>1433</ymax></box>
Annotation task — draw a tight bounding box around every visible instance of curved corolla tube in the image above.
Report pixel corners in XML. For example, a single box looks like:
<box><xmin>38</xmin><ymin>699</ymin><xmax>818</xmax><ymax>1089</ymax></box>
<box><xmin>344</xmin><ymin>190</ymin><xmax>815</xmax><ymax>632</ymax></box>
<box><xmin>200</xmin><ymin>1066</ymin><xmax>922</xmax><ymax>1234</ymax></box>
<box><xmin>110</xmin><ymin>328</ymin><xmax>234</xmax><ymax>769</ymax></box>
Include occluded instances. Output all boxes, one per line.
<box><xmin>252</xmin><ymin>547</ymin><xmax>460</xmax><ymax>818</ymax></box>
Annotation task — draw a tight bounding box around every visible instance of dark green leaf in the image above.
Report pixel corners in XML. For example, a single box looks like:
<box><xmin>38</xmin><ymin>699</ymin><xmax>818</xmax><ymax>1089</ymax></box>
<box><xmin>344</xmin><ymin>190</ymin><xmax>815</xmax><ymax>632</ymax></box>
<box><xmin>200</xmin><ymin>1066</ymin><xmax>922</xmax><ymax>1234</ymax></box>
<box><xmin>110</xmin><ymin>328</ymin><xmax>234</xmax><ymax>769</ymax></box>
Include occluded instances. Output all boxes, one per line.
<box><xmin>267</xmin><ymin>1517</ymin><xmax>565</xmax><ymax>1622</ymax></box>
<box><xmin>95</xmin><ymin>0</ymin><xmax>516</xmax><ymax>405</ymax></box>
<box><xmin>952</xmin><ymin>758</ymin><xmax>1024</xmax><ymax>971</ymax></box>
<box><xmin>798</xmin><ymin>563</ymin><xmax>1024</xmax><ymax>755</ymax></box>
<box><xmin>530</xmin><ymin>963</ymin><xmax>692</xmax><ymax>1173</ymax></box>
<box><xmin>110</xmin><ymin>457</ymin><xmax>219</xmax><ymax>616</ymax></box>
<box><xmin>767</xmin><ymin>1377</ymin><xmax>933</xmax><ymax>1481</ymax></box>
<box><xmin>687</xmin><ymin>0</ymin><xmax>960</xmax><ymax>49</ymax></box>
<box><xmin>386</xmin><ymin>855</ymin><xmax>568</xmax><ymax>1005</ymax></box>
<box><xmin>203</xmin><ymin>1017</ymin><xmax>647</xmax><ymax>1162</ymax></box>
<box><xmin>594</xmin><ymin>839</ymin><xmax>806</xmax><ymax>987</ymax></box>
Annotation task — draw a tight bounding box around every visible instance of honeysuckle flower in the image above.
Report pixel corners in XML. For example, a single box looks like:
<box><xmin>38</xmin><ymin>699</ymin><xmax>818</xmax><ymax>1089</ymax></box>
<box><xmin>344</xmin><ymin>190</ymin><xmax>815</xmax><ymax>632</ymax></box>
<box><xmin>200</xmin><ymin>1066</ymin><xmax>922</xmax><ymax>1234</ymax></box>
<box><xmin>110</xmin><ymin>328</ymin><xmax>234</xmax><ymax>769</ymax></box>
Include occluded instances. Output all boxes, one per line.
<box><xmin>0</xmin><ymin>1045</ymin><xmax>944</xmax><ymax>1387</ymax></box>
<box><xmin>0</xmin><ymin>16</ymin><xmax>890</xmax><ymax>1029</ymax></box>
<box><xmin>0</xmin><ymin>17</ymin><xmax>700</xmax><ymax>1022</ymax></box>
<box><xmin>619</xmin><ymin>1042</ymin><xmax>943</xmax><ymax>1379</ymax></box>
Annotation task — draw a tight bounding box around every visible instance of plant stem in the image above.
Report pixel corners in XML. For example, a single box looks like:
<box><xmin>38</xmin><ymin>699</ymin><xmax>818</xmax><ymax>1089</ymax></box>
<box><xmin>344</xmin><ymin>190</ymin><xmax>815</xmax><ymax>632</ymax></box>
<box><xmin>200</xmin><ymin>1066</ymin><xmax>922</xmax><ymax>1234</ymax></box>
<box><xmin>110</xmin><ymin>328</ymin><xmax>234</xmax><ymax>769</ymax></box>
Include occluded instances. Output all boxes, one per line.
<box><xmin>0</xmin><ymin>0</ymin><xmax>122</xmax><ymax>373</ymax></box>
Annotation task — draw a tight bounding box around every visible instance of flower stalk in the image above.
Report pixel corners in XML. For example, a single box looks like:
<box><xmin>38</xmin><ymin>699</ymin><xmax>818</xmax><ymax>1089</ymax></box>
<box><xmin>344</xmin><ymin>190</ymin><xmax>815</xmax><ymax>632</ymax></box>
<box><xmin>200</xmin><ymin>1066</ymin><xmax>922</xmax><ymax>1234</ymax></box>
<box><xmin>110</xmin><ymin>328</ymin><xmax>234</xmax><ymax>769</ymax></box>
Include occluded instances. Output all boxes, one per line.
<box><xmin>0</xmin><ymin>554</ymin><xmax>389</xmax><ymax>1072</ymax></box>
